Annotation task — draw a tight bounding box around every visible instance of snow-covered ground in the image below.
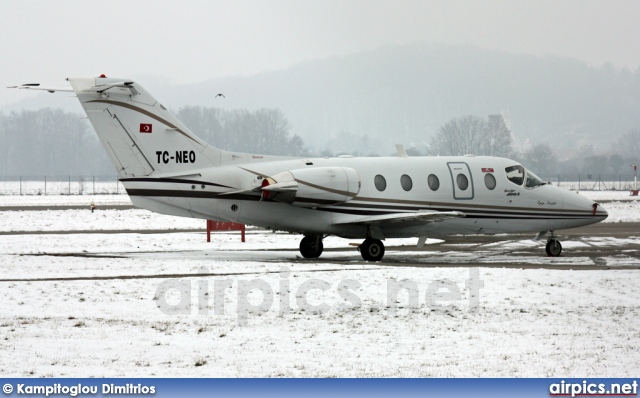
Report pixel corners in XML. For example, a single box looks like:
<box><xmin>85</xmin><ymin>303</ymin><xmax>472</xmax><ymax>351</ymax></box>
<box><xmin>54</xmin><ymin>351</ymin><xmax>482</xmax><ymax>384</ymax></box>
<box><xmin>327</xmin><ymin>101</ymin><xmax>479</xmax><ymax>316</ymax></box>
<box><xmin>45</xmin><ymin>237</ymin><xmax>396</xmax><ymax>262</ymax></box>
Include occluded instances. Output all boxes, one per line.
<box><xmin>577</xmin><ymin>190</ymin><xmax>640</xmax><ymax>201</ymax></box>
<box><xmin>0</xmin><ymin>193</ymin><xmax>639</xmax><ymax>377</ymax></box>
<box><xmin>0</xmin><ymin>209</ymin><xmax>203</xmax><ymax>232</ymax></box>
<box><xmin>0</xmin><ymin>231</ymin><xmax>639</xmax><ymax>377</ymax></box>
<box><xmin>601</xmin><ymin>201</ymin><xmax>640</xmax><ymax>223</ymax></box>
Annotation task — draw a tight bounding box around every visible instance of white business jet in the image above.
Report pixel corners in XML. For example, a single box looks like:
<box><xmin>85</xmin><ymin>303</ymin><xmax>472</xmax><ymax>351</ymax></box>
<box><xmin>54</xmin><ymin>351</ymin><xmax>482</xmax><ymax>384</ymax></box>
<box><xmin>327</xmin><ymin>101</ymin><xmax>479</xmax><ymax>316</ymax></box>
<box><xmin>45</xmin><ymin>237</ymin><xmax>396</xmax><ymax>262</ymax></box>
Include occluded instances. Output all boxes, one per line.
<box><xmin>9</xmin><ymin>76</ymin><xmax>608</xmax><ymax>261</ymax></box>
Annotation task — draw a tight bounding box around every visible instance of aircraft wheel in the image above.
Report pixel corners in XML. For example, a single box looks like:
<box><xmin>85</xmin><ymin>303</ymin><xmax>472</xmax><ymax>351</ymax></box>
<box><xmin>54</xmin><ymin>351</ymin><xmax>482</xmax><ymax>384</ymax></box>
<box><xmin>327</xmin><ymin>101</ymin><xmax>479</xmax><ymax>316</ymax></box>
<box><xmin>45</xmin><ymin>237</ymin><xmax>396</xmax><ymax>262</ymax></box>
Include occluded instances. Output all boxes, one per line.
<box><xmin>545</xmin><ymin>239</ymin><xmax>562</xmax><ymax>257</ymax></box>
<box><xmin>300</xmin><ymin>235</ymin><xmax>323</xmax><ymax>258</ymax></box>
<box><xmin>359</xmin><ymin>238</ymin><xmax>385</xmax><ymax>261</ymax></box>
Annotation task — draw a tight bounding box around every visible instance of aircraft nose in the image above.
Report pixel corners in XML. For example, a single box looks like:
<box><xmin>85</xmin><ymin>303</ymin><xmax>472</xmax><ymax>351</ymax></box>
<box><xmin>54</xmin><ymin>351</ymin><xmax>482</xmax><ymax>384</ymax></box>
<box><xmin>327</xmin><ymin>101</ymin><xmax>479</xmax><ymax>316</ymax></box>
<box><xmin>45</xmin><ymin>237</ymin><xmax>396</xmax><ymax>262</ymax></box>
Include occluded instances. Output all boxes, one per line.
<box><xmin>561</xmin><ymin>189</ymin><xmax>608</xmax><ymax>223</ymax></box>
<box><xmin>592</xmin><ymin>202</ymin><xmax>608</xmax><ymax>220</ymax></box>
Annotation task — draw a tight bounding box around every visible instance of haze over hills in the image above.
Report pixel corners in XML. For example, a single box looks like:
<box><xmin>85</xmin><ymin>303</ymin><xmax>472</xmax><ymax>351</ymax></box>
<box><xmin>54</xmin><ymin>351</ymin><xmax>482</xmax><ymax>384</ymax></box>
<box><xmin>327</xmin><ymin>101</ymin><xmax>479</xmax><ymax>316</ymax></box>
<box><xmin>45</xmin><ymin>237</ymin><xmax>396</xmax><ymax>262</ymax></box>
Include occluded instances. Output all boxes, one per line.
<box><xmin>4</xmin><ymin>43</ymin><xmax>640</xmax><ymax>157</ymax></box>
<box><xmin>157</xmin><ymin>43</ymin><xmax>640</xmax><ymax>157</ymax></box>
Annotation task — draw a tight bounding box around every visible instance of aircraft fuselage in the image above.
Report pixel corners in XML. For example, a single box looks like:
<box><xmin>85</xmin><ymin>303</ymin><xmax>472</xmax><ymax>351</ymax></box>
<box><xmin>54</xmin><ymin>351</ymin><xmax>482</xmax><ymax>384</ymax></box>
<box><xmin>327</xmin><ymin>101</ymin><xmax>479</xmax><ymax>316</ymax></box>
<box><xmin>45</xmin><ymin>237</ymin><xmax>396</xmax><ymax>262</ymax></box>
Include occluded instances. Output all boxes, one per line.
<box><xmin>122</xmin><ymin>154</ymin><xmax>606</xmax><ymax>239</ymax></box>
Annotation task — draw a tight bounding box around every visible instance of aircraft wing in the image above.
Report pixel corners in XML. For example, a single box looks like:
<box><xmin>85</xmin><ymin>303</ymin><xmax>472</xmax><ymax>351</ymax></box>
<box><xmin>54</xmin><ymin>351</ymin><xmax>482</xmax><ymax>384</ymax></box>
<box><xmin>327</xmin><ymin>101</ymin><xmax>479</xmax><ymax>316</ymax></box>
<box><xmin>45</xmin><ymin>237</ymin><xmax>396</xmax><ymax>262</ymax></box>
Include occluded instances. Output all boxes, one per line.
<box><xmin>332</xmin><ymin>210</ymin><xmax>465</xmax><ymax>225</ymax></box>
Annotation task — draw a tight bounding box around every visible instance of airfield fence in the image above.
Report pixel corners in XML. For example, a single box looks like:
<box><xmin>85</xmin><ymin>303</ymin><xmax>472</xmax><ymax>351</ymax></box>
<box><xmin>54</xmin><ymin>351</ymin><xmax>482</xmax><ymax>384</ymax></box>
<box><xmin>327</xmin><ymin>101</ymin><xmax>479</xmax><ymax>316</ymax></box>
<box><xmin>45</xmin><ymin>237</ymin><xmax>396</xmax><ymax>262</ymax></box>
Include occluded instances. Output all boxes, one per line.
<box><xmin>0</xmin><ymin>176</ymin><xmax>125</xmax><ymax>195</ymax></box>
<box><xmin>538</xmin><ymin>174</ymin><xmax>638</xmax><ymax>191</ymax></box>
<box><xmin>0</xmin><ymin>173</ymin><xmax>637</xmax><ymax>195</ymax></box>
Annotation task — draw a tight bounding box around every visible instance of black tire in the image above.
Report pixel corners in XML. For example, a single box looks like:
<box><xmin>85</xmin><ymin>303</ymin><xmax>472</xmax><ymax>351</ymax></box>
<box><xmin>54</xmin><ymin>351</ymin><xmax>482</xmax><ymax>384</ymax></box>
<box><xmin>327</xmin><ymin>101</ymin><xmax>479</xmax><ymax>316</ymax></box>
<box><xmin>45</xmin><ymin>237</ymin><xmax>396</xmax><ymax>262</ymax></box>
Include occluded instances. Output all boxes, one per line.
<box><xmin>300</xmin><ymin>235</ymin><xmax>323</xmax><ymax>258</ymax></box>
<box><xmin>545</xmin><ymin>239</ymin><xmax>562</xmax><ymax>257</ymax></box>
<box><xmin>359</xmin><ymin>238</ymin><xmax>385</xmax><ymax>261</ymax></box>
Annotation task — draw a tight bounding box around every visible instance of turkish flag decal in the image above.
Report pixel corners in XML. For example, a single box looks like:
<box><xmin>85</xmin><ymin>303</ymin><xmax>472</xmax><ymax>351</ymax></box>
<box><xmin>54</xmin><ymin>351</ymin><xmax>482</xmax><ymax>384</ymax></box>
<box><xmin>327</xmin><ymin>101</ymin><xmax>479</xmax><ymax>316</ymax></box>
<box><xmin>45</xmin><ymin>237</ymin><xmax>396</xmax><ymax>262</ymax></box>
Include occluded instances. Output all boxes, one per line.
<box><xmin>140</xmin><ymin>123</ymin><xmax>152</xmax><ymax>133</ymax></box>
<box><xmin>481</xmin><ymin>168</ymin><xmax>494</xmax><ymax>173</ymax></box>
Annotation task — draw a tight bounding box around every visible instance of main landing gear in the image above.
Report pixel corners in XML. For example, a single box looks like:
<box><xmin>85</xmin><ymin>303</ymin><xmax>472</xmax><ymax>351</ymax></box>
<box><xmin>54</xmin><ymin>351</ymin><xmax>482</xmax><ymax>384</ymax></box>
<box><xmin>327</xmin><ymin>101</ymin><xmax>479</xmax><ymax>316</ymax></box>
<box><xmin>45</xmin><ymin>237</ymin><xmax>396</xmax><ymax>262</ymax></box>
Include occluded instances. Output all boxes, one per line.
<box><xmin>545</xmin><ymin>231</ymin><xmax>562</xmax><ymax>257</ymax></box>
<box><xmin>358</xmin><ymin>238</ymin><xmax>385</xmax><ymax>262</ymax></box>
<box><xmin>299</xmin><ymin>235</ymin><xmax>323</xmax><ymax>258</ymax></box>
<box><xmin>298</xmin><ymin>235</ymin><xmax>386</xmax><ymax>262</ymax></box>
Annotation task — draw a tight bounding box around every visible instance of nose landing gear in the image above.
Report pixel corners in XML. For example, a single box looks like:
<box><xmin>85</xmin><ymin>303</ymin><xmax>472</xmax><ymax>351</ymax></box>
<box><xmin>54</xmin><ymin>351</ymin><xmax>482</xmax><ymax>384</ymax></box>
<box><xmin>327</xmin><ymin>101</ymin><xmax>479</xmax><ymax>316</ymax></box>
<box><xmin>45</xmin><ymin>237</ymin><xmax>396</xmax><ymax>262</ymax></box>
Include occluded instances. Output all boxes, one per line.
<box><xmin>545</xmin><ymin>232</ymin><xmax>562</xmax><ymax>257</ymax></box>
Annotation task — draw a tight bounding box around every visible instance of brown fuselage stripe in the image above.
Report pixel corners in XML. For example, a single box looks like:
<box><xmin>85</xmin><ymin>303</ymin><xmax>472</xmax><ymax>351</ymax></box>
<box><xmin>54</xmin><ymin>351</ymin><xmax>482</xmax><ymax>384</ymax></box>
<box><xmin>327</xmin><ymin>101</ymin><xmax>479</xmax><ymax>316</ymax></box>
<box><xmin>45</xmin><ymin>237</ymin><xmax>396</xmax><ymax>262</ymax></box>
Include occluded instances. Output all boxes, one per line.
<box><xmin>86</xmin><ymin>99</ymin><xmax>202</xmax><ymax>145</ymax></box>
<box><xmin>120</xmin><ymin>177</ymin><xmax>234</xmax><ymax>189</ymax></box>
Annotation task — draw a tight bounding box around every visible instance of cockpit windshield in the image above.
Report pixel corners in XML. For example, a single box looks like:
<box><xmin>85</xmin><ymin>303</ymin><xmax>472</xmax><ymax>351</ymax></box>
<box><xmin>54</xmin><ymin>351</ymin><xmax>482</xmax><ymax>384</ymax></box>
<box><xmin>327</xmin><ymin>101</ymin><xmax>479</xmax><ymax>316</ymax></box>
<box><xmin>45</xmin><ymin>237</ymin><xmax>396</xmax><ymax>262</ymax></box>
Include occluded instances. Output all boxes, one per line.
<box><xmin>505</xmin><ymin>165</ymin><xmax>546</xmax><ymax>188</ymax></box>
<box><xmin>525</xmin><ymin>169</ymin><xmax>546</xmax><ymax>188</ymax></box>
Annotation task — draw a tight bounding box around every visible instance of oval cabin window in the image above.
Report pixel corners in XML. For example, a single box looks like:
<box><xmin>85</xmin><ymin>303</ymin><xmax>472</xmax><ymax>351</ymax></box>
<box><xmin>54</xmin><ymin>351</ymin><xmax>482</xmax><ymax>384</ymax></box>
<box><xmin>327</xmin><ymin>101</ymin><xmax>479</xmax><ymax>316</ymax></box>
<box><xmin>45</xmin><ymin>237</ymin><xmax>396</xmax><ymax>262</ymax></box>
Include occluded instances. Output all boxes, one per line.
<box><xmin>484</xmin><ymin>173</ymin><xmax>496</xmax><ymax>190</ymax></box>
<box><xmin>374</xmin><ymin>175</ymin><xmax>387</xmax><ymax>191</ymax></box>
<box><xmin>428</xmin><ymin>174</ymin><xmax>440</xmax><ymax>191</ymax></box>
<box><xmin>400</xmin><ymin>174</ymin><xmax>413</xmax><ymax>191</ymax></box>
<box><xmin>456</xmin><ymin>174</ymin><xmax>469</xmax><ymax>191</ymax></box>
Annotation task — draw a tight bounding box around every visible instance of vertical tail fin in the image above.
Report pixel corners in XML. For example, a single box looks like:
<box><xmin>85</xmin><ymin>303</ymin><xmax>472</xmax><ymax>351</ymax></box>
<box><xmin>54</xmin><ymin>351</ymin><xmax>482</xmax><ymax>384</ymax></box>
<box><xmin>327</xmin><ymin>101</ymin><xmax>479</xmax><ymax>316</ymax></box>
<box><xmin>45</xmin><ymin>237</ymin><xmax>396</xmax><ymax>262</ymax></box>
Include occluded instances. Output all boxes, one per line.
<box><xmin>68</xmin><ymin>77</ymin><xmax>222</xmax><ymax>178</ymax></box>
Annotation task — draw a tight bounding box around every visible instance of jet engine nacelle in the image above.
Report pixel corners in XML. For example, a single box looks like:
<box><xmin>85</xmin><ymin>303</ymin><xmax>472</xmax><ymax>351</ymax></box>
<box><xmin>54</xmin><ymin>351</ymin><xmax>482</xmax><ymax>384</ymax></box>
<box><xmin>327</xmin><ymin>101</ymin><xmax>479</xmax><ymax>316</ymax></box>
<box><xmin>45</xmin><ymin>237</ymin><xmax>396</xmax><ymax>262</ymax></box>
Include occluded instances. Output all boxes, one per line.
<box><xmin>262</xmin><ymin>167</ymin><xmax>361</xmax><ymax>207</ymax></box>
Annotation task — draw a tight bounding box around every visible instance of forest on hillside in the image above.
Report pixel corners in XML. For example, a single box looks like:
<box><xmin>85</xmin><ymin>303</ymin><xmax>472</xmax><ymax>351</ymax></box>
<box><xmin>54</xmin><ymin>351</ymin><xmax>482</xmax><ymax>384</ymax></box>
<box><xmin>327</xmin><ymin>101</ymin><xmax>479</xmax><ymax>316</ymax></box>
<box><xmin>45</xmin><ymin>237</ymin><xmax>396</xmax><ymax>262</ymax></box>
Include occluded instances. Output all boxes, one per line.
<box><xmin>0</xmin><ymin>107</ymin><xmax>307</xmax><ymax>176</ymax></box>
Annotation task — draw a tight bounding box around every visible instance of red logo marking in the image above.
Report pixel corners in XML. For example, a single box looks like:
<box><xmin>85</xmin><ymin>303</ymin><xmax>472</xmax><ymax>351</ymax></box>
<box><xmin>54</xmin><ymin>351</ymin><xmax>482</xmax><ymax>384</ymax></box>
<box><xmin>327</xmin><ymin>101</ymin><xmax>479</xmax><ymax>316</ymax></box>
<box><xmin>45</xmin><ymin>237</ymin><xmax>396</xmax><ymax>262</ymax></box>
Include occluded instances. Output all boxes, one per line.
<box><xmin>140</xmin><ymin>123</ymin><xmax>152</xmax><ymax>133</ymax></box>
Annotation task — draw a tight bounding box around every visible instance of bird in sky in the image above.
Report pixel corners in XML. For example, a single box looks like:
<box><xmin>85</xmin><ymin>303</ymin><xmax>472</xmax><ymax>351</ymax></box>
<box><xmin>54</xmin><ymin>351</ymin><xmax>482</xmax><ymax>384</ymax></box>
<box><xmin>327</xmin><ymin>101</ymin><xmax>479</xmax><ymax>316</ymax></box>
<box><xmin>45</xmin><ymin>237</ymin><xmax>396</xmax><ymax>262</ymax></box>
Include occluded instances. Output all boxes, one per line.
<box><xmin>215</xmin><ymin>94</ymin><xmax>225</xmax><ymax>98</ymax></box>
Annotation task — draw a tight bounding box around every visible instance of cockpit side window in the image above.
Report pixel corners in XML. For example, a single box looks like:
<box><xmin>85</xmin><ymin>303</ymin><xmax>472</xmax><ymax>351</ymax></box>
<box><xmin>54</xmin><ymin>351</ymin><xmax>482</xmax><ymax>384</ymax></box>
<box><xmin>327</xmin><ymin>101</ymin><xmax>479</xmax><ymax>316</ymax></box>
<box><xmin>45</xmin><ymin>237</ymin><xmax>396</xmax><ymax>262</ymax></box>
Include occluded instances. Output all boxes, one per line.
<box><xmin>505</xmin><ymin>165</ymin><xmax>524</xmax><ymax>186</ymax></box>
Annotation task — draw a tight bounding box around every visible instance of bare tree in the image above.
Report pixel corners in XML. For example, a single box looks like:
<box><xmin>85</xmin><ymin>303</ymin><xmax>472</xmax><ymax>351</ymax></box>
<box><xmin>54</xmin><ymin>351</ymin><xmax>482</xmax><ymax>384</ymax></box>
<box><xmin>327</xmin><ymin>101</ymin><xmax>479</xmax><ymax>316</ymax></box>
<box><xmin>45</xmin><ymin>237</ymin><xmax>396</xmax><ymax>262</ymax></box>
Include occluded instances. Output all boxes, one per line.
<box><xmin>177</xmin><ymin>106</ymin><xmax>308</xmax><ymax>156</ymax></box>
<box><xmin>429</xmin><ymin>114</ymin><xmax>514</xmax><ymax>157</ymax></box>
<box><xmin>479</xmin><ymin>114</ymin><xmax>514</xmax><ymax>157</ymax></box>
<box><xmin>607</xmin><ymin>153</ymin><xmax>626</xmax><ymax>175</ymax></box>
<box><xmin>0</xmin><ymin>109</ymin><xmax>112</xmax><ymax>176</ymax></box>
<box><xmin>522</xmin><ymin>143</ymin><xmax>557</xmax><ymax>175</ymax></box>
<box><xmin>611</xmin><ymin>129</ymin><xmax>640</xmax><ymax>165</ymax></box>
<box><xmin>252</xmin><ymin>108</ymin><xmax>292</xmax><ymax>154</ymax></box>
<box><xmin>175</xmin><ymin>106</ymin><xmax>224</xmax><ymax>147</ymax></box>
<box><xmin>429</xmin><ymin>115</ymin><xmax>484</xmax><ymax>155</ymax></box>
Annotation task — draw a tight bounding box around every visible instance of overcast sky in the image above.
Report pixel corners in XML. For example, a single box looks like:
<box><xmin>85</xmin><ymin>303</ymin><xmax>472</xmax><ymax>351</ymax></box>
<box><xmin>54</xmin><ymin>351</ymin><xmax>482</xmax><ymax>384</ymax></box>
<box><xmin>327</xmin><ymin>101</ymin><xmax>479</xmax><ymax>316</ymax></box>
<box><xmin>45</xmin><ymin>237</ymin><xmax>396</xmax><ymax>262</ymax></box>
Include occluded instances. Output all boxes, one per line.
<box><xmin>2</xmin><ymin>0</ymin><xmax>639</xmax><ymax>107</ymax></box>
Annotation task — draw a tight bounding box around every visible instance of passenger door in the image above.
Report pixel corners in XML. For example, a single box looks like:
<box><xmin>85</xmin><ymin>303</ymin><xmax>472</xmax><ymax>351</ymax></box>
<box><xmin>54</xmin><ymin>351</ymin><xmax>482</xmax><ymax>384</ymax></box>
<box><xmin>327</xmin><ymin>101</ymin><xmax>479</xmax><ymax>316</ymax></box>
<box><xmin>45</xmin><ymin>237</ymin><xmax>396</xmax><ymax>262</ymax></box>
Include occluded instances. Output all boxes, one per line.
<box><xmin>447</xmin><ymin>162</ymin><xmax>474</xmax><ymax>200</ymax></box>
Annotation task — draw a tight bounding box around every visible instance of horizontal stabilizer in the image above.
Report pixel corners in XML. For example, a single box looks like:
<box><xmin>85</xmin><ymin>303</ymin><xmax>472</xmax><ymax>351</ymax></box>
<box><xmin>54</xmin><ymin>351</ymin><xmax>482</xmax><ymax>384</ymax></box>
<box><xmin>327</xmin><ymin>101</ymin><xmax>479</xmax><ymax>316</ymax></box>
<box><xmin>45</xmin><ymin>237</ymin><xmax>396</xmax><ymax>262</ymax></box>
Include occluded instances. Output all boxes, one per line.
<box><xmin>7</xmin><ymin>83</ymin><xmax>73</xmax><ymax>93</ymax></box>
<box><xmin>333</xmin><ymin>210</ymin><xmax>465</xmax><ymax>226</ymax></box>
<box><xmin>94</xmin><ymin>81</ymin><xmax>138</xmax><ymax>95</ymax></box>
<box><xmin>8</xmin><ymin>81</ymin><xmax>136</xmax><ymax>95</ymax></box>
